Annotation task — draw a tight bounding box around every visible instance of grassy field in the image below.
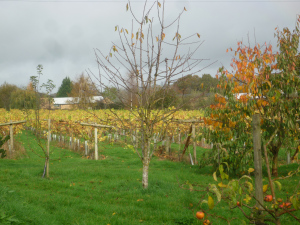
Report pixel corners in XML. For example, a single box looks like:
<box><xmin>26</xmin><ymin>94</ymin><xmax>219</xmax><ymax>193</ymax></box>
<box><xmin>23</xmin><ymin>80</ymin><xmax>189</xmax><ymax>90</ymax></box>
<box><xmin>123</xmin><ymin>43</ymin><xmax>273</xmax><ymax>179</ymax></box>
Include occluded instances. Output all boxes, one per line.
<box><xmin>0</xmin><ymin>131</ymin><xmax>299</xmax><ymax>225</ymax></box>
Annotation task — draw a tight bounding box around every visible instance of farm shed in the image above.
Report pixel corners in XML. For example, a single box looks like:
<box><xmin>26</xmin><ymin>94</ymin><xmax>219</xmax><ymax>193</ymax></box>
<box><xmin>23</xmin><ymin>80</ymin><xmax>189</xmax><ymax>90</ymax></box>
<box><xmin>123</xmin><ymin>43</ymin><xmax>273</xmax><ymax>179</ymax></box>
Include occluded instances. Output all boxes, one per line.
<box><xmin>53</xmin><ymin>97</ymin><xmax>75</xmax><ymax>110</ymax></box>
<box><xmin>42</xmin><ymin>96</ymin><xmax>103</xmax><ymax>110</ymax></box>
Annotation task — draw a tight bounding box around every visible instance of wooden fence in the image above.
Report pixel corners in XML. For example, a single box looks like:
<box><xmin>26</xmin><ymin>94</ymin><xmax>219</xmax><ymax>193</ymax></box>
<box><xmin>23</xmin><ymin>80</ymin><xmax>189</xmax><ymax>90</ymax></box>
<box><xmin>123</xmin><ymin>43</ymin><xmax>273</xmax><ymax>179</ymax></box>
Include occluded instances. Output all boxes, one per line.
<box><xmin>0</xmin><ymin>120</ymin><xmax>26</xmax><ymax>157</ymax></box>
<box><xmin>31</xmin><ymin>119</ymin><xmax>209</xmax><ymax>163</ymax></box>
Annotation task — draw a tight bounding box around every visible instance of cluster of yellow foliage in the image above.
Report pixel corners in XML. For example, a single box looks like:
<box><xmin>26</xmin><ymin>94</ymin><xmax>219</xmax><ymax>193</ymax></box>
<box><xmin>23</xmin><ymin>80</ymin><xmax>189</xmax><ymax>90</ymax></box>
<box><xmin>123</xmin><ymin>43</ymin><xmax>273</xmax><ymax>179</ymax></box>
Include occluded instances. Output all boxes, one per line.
<box><xmin>0</xmin><ymin>109</ymin><xmax>204</xmax><ymax>141</ymax></box>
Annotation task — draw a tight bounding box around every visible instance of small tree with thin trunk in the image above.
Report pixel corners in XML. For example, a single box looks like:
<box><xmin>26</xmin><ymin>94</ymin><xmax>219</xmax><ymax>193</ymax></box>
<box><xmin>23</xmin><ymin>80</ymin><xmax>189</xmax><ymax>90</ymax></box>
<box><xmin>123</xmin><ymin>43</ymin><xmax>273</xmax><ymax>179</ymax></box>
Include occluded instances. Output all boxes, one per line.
<box><xmin>28</xmin><ymin>65</ymin><xmax>56</xmax><ymax>178</ymax></box>
<box><xmin>92</xmin><ymin>0</ymin><xmax>210</xmax><ymax>188</ymax></box>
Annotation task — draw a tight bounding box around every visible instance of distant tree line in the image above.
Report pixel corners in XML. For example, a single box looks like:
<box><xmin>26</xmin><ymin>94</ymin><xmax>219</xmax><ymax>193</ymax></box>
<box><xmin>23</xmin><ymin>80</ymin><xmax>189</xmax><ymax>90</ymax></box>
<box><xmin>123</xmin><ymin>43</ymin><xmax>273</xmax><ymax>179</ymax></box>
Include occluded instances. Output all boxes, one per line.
<box><xmin>0</xmin><ymin>73</ymin><xmax>218</xmax><ymax>110</ymax></box>
<box><xmin>97</xmin><ymin>73</ymin><xmax>219</xmax><ymax>110</ymax></box>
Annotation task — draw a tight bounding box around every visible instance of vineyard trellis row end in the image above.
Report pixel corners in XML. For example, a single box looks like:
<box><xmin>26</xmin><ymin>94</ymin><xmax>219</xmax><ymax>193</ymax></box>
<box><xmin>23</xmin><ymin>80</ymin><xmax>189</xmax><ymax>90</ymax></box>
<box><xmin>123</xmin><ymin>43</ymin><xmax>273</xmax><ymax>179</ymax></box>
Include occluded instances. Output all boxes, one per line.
<box><xmin>80</xmin><ymin>122</ymin><xmax>114</xmax><ymax>160</ymax></box>
<box><xmin>0</xmin><ymin>120</ymin><xmax>26</xmax><ymax>157</ymax></box>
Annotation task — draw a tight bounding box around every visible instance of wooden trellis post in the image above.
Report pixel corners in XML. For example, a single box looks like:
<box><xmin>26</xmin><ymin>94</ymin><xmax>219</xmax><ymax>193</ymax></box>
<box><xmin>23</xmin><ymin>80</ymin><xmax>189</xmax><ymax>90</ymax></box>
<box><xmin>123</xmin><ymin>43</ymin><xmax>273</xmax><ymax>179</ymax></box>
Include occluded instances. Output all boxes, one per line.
<box><xmin>9</xmin><ymin>121</ymin><xmax>13</xmax><ymax>155</ymax></box>
<box><xmin>0</xmin><ymin>120</ymin><xmax>26</xmax><ymax>157</ymax></box>
<box><xmin>192</xmin><ymin>123</ymin><xmax>197</xmax><ymax>164</ymax></box>
<box><xmin>135</xmin><ymin>129</ymin><xmax>138</xmax><ymax>149</ymax></box>
<box><xmin>95</xmin><ymin>127</ymin><xmax>98</xmax><ymax>160</ymax></box>
<box><xmin>80</xmin><ymin>122</ymin><xmax>114</xmax><ymax>160</ymax></box>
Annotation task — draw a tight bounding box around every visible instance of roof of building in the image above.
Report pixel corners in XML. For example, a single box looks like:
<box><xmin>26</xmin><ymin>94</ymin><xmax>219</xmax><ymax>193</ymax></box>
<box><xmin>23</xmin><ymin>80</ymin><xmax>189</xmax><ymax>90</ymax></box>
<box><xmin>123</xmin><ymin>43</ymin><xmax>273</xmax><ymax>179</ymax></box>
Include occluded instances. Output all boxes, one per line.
<box><xmin>235</xmin><ymin>93</ymin><xmax>249</xmax><ymax>99</ymax></box>
<box><xmin>53</xmin><ymin>96</ymin><xmax>103</xmax><ymax>105</ymax></box>
<box><xmin>234</xmin><ymin>93</ymin><xmax>263</xmax><ymax>100</ymax></box>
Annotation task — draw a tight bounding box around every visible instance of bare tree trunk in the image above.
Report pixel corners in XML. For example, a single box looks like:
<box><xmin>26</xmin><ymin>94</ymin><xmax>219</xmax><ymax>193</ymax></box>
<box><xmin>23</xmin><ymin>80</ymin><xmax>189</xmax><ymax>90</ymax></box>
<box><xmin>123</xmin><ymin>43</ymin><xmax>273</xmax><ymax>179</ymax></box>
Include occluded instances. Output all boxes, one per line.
<box><xmin>46</xmin><ymin>119</ymin><xmax>50</xmax><ymax>178</ymax></box>
<box><xmin>142</xmin><ymin>156</ymin><xmax>150</xmax><ymax>189</ymax></box>
<box><xmin>252</xmin><ymin>114</ymin><xmax>264</xmax><ymax>210</ymax></box>
<box><xmin>142</xmin><ymin>137</ymin><xmax>150</xmax><ymax>189</ymax></box>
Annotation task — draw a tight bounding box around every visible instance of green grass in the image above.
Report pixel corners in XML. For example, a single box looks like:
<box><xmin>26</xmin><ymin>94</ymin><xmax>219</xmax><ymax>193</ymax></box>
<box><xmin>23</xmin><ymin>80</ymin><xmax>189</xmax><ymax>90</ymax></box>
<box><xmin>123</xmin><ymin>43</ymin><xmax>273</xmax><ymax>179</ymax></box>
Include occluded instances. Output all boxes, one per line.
<box><xmin>0</xmin><ymin>131</ymin><xmax>299</xmax><ymax>224</ymax></box>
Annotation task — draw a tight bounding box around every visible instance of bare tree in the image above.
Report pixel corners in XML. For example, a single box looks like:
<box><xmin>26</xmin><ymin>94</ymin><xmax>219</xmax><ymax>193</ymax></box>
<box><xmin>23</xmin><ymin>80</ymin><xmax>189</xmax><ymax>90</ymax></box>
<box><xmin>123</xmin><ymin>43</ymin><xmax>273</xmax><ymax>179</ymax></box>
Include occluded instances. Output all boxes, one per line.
<box><xmin>69</xmin><ymin>73</ymin><xmax>100</xmax><ymax>109</ymax></box>
<box><xmin>91</xmin><ymin>0</ymin><xmax>212</xmax><ymax>188</ymax></box>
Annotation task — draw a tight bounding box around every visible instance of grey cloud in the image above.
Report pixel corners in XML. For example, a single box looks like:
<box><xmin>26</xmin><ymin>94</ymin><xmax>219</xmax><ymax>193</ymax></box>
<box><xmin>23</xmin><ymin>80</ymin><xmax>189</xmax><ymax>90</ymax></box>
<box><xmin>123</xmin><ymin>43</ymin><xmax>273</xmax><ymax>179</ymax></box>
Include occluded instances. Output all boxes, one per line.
<box><xmin>43</xmin><ymin>38</ymin><xmax>64</xmax><ymax>60</ymax></box>
<box><xmin>0</xmin><ymin>1</ymin><xmax>299</xmax><ymax>92</ymax></box>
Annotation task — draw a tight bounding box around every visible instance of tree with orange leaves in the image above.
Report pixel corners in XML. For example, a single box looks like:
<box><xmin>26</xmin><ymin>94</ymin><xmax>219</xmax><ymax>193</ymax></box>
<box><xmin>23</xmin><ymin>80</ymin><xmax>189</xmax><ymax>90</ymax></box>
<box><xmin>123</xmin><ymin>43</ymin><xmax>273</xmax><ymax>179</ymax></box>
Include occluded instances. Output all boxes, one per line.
<box><xmin>201</xmin><ymin>15</ymin><xmax>300</xmax><ymax>177</ymax></box>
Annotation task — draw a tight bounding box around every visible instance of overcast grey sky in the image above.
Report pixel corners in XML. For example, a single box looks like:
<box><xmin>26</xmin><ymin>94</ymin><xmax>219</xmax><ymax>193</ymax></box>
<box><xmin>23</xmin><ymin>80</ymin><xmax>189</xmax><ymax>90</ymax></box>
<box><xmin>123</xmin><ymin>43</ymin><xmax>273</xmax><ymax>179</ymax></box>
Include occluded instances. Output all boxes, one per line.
<box><xmin>0</xmin><ymin>0</ymin><xmax>299</xmax><ymax>93</ymax></box>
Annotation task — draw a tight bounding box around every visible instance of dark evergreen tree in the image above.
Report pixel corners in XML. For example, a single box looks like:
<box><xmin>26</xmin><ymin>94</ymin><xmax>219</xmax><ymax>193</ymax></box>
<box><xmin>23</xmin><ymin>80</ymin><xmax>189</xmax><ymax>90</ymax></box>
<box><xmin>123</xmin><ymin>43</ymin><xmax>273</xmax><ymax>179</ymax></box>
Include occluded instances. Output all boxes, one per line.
<box><xmin>56</xmin><ymin>77</ymin><xmax>72</xmax><ymax>97</ymax></box>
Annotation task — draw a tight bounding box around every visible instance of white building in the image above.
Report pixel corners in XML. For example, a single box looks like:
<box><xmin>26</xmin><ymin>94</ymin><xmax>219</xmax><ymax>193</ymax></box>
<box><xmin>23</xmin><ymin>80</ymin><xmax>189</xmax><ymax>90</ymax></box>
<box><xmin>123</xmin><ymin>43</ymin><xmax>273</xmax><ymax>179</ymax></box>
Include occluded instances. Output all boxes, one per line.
<box><xmin>51</xmin><ymin>96</ymin><xmax>103</xmax><ymax>109</ymax></box>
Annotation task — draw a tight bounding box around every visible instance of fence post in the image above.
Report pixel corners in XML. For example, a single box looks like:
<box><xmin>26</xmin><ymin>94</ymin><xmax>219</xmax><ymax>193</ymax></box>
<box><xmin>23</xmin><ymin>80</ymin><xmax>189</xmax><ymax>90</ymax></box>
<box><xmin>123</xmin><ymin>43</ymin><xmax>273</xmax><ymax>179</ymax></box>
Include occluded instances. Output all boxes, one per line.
<box><xmin>123</xmin><ymin>129</ymin><xmax>126</xmax><ymax>143</ymax></box>
<box><xmin>9</xmin><ymin>121</ymin><xmax>13</xmax><ymax>157</ymax></box>
<box><xmin>73</xmin><ymin>137</ymin><xmax>76</xmax><ymax>151</ymax></box>
<box><xmin>135</xmin><ymin>129</ymin><xmax>138</xmax><ymax>149</ymax></box>
<box><xmin>201</xmin><ymin>138</ymin><xmax>205</xmax><ymax>147</ymax></box>
<box><xmin>252</xmin><ymin>113</ymin><xmax>263</xmax><ymax>210</ymax></box>
<box><xmin>85</xmin><ymin>140</ymin><xmax>88</xmax><ymax>156</ymax></box>
<box><xmin>95</xmin><ymin>127</ymin><xmax>98</xmax><ymax>160</ymax></box>
<box><xmin>192</xmin><ymin>123</ymin><xmax>197</xmax><ymax>164</ymax></box>
<box><xmin>189</xmin><ymin>151</ymin><xmax>194</xmax><ymax>165</ymax></box>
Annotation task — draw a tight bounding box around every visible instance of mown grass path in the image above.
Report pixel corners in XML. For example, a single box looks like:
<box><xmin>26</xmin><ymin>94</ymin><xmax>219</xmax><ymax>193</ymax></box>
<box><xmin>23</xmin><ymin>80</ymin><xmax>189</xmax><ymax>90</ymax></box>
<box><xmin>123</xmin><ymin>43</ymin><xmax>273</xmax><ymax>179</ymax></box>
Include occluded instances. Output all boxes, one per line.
<box><xmin>0</xmin><ymin>131</ymin><xmax>299</xmax><ymax>224</ymax></box>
